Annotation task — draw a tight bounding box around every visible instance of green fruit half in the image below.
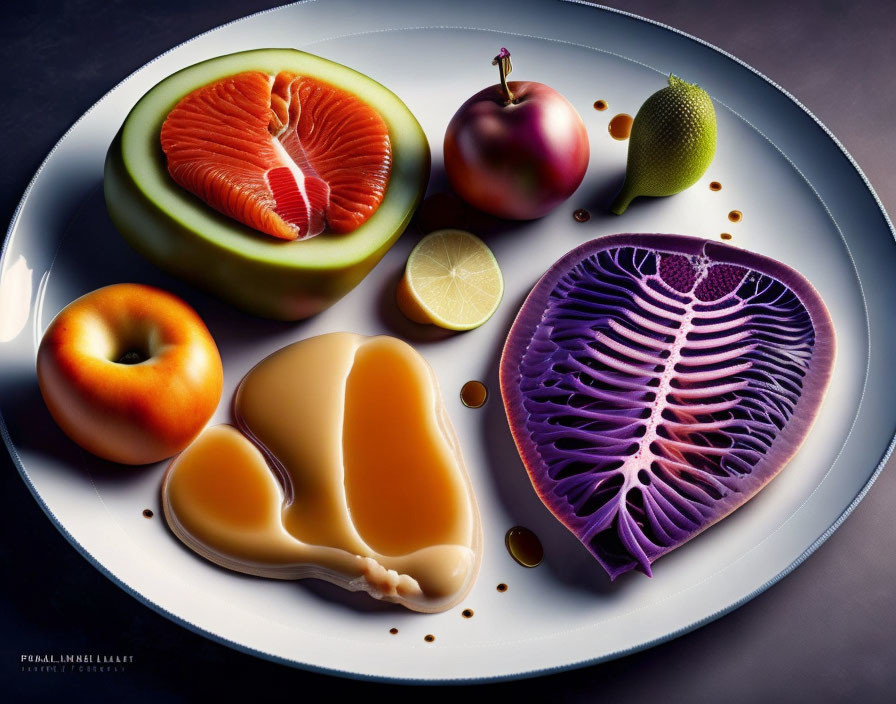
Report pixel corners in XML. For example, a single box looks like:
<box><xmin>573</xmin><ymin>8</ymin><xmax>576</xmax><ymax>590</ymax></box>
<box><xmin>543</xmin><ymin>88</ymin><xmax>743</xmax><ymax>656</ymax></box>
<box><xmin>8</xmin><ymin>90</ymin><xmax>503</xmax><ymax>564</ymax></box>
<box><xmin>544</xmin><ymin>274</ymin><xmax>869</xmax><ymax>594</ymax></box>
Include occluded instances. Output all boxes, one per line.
<box><xmin>104</xmin><ymin>49</ymin><xmax>430</xmax><ymax>320</ymax></box>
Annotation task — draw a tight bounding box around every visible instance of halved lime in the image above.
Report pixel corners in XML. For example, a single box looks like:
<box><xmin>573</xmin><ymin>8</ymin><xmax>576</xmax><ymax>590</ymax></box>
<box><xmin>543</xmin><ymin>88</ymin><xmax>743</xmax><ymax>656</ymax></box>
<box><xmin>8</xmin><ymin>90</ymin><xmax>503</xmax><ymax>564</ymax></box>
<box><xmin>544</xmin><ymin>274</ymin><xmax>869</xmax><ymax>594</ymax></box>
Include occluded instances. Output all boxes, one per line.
<box><xmin>396</xmin><ymin>229</ymin><xmax>503</xmax><ymax>331</ymax></box>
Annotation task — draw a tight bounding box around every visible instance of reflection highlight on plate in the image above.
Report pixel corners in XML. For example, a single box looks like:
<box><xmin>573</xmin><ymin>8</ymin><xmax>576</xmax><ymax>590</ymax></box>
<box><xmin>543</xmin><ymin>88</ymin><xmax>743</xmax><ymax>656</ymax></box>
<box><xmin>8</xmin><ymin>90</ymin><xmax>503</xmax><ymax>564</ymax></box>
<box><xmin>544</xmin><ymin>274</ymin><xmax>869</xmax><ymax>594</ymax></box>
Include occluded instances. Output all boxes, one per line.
<box><xmin>0</xmin><ymin>254</ymin><xmax>32</xmax><ymax>343</ymax></box>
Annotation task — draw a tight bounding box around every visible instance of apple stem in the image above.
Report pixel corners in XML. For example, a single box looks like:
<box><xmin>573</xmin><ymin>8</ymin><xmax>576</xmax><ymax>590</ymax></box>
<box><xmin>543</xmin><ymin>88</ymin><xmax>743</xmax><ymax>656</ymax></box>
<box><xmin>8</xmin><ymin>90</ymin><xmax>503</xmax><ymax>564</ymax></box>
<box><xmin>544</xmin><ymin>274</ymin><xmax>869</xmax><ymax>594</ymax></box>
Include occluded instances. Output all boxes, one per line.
<box><xmin>492</xmin><ymin>47</ymin><xmax>515</xmax><ymax>104</ymax></box>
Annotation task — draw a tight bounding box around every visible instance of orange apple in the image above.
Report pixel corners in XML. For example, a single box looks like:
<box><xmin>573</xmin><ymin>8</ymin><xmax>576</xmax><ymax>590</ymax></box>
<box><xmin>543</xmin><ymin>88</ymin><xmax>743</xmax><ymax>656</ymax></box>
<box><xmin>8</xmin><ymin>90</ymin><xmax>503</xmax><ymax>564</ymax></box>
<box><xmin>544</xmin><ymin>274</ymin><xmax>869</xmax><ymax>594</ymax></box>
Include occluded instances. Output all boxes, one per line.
<box><xmin>36</xmin><ymin>284</ymin><xmax>223</xmax><ymax>465</ymax></box>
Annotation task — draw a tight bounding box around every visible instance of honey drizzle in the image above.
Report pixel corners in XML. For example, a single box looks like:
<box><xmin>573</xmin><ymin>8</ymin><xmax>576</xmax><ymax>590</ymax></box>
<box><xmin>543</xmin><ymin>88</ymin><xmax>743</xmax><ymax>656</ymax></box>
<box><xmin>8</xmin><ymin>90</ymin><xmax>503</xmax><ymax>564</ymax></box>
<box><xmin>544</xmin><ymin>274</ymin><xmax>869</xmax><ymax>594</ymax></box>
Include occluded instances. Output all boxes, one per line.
<box><xmin>608</xmin><ymin>113</ymin><xmax>634</xmax><ymax>140</ymax></box>
<box><xmin>460</xmin><ymin>380</ymin><xmax>487</xmax><ymax>408</ymax></box>
<box><xmin>505</xmin><ymin>526</ymin><xmax>544</xmax><ymax>568</ymax></box>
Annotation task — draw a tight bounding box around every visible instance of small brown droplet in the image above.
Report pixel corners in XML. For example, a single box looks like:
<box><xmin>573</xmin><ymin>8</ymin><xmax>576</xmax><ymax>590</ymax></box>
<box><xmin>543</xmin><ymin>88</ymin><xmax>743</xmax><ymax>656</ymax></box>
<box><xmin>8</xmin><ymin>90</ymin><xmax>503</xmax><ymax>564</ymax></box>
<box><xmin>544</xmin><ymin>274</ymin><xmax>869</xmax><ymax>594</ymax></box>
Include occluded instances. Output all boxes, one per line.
<box><xmin>593</xmin><ymin>99</ymin><xmax>608</xmax><ymax>111</ymax></box>
<box><xmin>389</xmin><ymin>627</ymin><xmax>398</xmax><ymax>635</ymax></box>
<box><xmin>142</xmin><ymin>509</ymin><xmax>154</xmax><ymax>519</ymax></box>
<box><xmin>573</xmin><ymin>208</ymin><xmax>591</xmax><ymax>223</ymax></box>
<box><xmin>728</xmin><ymin>210</ymin><xmax>743</xmax><ymax>223</ymax></box>
<box><xmin>496</xmin><ymin>583</ymin><xmax>508</xmax><ymax>593</ymax></box>
<box><xmin>608</xmin><ymin>113</ymin><xmax>634</xmax><ymax>140</ymax></box>
<box><xmin>709</xmin><ymin>181</ymin><xmax>722</xmax><ymax>191</ymax></box>
<box><xmin>460</xmin><ymin>380</ymin><xmax>488</xmax><ymax>408</ymax></box>
<box><xmin>462</xmin><ymin>608</ymin><xmax>474</xmax><ymax>619</ymax></box>
<box><xmin>720</xmin><ymin>232</ymin><xmax>733</xmax><ymax>241</ymax></box>
<box><xmin>424</xmin><ymin>634</ymin><xmax>435</xmax><ymax>643</ymax></box>
<box><xmin>505</xmin><ymin>526</ymin><xmax>544</xmax><ymax>567</ymax></box>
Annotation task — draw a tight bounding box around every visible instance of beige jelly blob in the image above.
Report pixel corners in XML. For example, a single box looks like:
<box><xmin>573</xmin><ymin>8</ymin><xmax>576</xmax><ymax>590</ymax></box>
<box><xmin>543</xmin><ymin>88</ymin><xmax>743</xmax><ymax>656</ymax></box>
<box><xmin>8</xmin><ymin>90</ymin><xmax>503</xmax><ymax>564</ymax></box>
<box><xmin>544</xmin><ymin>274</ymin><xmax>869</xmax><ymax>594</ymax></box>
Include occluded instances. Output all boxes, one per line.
<box><xmin>162</xmin><ymin>332</ymin><xmax>482</xmax><ymax>613</ymax></box>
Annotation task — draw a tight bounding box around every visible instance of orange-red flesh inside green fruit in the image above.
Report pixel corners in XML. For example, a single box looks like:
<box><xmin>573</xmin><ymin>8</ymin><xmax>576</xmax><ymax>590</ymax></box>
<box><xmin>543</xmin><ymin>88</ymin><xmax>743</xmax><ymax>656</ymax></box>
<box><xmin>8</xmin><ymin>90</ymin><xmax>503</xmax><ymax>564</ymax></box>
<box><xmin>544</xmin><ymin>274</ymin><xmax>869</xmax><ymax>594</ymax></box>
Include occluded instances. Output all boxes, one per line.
<box><xmin>161</xmin><ymin>70</ymin><xmax>391</xmax><ymax>241</ymax></box>
<box><xmin>104</xmin><ymin>49</ymin><xmax>429</xmax><ymax>320</ymax></box>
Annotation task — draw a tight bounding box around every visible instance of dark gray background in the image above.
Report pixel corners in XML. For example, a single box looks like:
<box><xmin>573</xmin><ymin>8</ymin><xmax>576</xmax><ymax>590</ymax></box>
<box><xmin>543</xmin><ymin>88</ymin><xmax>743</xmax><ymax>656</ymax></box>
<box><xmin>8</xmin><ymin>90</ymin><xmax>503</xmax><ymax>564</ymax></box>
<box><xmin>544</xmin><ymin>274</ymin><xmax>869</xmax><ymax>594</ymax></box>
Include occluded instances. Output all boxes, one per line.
<box><xmin>2</xmin><ymin>1</ymin><xmax>894</xmax><ymax>700</ymax></box>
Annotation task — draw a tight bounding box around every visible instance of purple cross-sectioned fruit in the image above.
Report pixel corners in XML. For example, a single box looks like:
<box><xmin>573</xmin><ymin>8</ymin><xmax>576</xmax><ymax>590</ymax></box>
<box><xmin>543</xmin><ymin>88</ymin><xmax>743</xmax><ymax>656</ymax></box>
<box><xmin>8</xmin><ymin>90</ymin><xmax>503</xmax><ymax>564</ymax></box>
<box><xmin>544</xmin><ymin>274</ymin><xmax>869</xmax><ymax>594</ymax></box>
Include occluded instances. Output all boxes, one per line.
<box><xmin>500</xmin><ymin>234</ymin><xmax>835</xmax><ymax>579</ymax></box>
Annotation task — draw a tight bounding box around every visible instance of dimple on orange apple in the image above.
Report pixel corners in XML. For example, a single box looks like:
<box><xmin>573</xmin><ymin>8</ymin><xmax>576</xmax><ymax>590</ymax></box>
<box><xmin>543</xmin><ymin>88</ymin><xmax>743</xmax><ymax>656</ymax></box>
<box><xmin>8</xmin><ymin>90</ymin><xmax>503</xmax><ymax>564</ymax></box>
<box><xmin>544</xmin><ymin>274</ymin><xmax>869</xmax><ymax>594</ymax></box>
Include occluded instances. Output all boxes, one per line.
<box><xmin>36</xmin><ymin>284</ymin><xmax>223</xmax><ymax>465</ymax></box>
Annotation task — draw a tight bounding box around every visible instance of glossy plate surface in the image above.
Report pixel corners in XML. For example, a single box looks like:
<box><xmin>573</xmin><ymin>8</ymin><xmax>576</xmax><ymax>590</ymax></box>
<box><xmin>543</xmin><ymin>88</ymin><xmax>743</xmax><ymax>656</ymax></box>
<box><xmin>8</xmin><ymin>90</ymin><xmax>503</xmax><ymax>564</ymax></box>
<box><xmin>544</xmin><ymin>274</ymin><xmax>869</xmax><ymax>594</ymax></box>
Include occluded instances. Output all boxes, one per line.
<box><xmin>1</xmin><ymin>0</ymin><xmax>894</xmax><ymax>683</ymax></box>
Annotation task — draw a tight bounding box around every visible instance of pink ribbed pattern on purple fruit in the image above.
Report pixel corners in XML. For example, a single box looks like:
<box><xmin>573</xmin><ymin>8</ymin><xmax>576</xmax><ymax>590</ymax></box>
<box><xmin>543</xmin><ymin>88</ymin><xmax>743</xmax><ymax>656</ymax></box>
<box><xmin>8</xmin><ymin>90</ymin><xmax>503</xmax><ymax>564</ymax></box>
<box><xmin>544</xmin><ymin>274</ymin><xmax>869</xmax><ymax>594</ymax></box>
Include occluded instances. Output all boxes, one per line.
<box><xmin>500</xmin><ymin>234</ymin><xmax>835</xmax><ymax>579</ymax></box>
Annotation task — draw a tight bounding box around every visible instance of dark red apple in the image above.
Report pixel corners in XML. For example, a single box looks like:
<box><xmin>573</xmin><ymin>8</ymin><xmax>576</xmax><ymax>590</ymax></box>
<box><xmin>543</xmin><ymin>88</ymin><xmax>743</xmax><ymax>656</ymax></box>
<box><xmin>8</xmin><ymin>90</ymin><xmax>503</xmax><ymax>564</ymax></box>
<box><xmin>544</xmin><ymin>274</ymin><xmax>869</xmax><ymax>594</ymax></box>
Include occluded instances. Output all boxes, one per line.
<box><xmin>444</xmin><ymin>48</ymin><xmax>590</xmax><ymax>220</ymax></box>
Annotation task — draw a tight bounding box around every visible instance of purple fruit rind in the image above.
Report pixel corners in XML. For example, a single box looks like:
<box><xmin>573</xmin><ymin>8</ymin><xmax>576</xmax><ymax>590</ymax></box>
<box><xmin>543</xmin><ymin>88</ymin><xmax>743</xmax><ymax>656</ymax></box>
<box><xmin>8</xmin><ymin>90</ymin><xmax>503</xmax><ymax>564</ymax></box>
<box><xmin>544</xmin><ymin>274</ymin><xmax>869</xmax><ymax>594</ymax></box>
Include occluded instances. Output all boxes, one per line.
<box><xmin>500</xmin><ymin>234</ymin><xmax>835</xmax><ymax>580</ymax></box>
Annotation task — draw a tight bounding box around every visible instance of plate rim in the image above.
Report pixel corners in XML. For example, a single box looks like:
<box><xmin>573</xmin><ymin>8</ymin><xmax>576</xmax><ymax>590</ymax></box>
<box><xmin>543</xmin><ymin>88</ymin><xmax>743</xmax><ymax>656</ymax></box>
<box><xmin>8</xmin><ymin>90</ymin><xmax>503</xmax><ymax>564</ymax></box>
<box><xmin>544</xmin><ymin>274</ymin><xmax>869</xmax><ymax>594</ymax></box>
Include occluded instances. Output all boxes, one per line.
<box><xmin>1</xmin><ymin>0</ymin><xmax>894</xmax><ymax>684</ymax></box>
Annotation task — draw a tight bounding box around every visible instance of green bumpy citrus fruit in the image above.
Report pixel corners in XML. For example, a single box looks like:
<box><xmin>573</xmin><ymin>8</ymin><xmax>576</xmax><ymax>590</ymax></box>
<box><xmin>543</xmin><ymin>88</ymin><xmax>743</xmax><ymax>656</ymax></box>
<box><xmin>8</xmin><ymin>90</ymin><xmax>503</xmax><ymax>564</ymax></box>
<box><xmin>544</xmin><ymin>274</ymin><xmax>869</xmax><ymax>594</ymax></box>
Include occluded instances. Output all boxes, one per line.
<box><xmin>611</xmin><ymin>75</ymin><xmax>716</xmax><ymax>215</ymax></box>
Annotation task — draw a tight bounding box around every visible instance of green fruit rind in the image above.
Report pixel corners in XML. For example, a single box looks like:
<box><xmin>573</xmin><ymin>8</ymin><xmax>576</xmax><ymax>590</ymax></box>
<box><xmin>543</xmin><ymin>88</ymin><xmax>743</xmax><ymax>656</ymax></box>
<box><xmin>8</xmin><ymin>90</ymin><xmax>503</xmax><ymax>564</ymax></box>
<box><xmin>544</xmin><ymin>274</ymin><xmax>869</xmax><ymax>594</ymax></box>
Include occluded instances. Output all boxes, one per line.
<box><xmin>104</xmin><ymin>49</ymin><xmax>430</xmax><ymax>320</ymax></box>
<box><xmin>611</xmin><ymin>74</ymin><xmax>716</xmax><ymax>215</ymax></box>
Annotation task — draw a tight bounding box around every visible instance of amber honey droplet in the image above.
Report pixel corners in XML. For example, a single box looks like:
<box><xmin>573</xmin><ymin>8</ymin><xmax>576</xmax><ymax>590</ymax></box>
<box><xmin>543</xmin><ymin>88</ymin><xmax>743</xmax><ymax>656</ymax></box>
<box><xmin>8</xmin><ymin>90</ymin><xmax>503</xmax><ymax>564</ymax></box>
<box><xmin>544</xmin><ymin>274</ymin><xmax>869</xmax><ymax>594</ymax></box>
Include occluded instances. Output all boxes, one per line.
<box><xmin>496</xmin><ymin>583</ymin><xmax>508</xmax><ymax>592</ymax></box>
<box><xmin>505</xmin><ymin>526</ymin><xmax>544</xmax><ymax>568</ymax></box>
<box><xmin>593</xmin><ymin>99</ymin><xmax>608</xmax><ymax>111</ymax></box>
<box><xmin>608</xmin><ymin>113</ymin><xmax>634</xmax><ymax>141</ymax></box>
<box><xmin>720</xmin><ymin>232</ymin><xmax>733</xmax><ymax>241</ymax></box>
<box><xmin>424</xmin><ymin>634</ymin><xmax>436</xmax><ymax>643</ymax></box>
<box><xmin>709</xmin><ymin>181</ymin><xmax>722</xmax><ymax>191</ymax></box>
<box><xmin>573</xmin><ymin>209</ymin><xmax>591</xmax><ymax>223</ymax></box>
<box><xmin>142</xmin><ymin>509</ymin><xmax>154</xmax><ymax>519</ymax></box>
<box><xmin>462</xmin><ymin>608</ymin><xmax>474</xmax><ymax>619</ymax></box>
<box><xmin>460</xmin><ymin>380</ymin><xmax>488</xmax><ymax>408</ymax></box>
<box><xmin>728</xmin><ymin>210</ymin><xmax>743</xmax><ymax>223</ymax></box>
<box><xmin>389</xmin><ymin>627</ymin><xmax>398</xmax><ymax>635</ymax></box>
<box><xmin>417</xmin><ymin>192</ymin><xmax>470</xmax><ymax>234</ymax></box>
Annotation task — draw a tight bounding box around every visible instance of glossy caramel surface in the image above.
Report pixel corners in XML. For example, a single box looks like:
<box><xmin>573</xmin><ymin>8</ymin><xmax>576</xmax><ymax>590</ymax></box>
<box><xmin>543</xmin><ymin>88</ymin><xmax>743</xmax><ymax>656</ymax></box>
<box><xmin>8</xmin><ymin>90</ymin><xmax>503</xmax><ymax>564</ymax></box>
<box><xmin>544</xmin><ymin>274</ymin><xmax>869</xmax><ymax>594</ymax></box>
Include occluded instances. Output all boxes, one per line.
<box><xmin>163</xmin><ymin>332</ymin><xmax>481</xmax><ymax>612</ymax></box>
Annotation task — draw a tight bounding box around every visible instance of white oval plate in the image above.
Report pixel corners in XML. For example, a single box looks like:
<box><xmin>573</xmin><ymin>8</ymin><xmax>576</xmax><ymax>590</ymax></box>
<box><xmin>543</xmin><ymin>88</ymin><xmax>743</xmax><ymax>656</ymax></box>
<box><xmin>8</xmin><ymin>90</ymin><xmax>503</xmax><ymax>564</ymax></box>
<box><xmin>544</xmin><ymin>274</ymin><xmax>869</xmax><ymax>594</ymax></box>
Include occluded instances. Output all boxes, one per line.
<box><xmin>2</xmin><ymin>0</ymin><xmax>895</xmax><ymax>683</ymax></box>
